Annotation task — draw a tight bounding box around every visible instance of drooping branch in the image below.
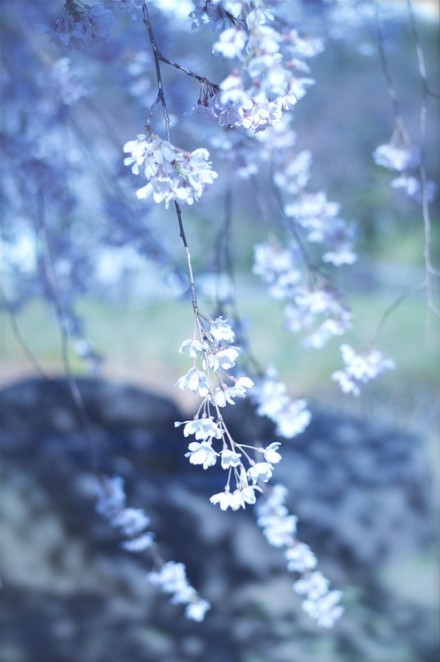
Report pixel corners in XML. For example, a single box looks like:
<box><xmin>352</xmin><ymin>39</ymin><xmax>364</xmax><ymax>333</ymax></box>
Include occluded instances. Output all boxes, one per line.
<box><xmin>406</xmin><ymin>0</ymin><xmax>440</xmax><ymax>318</ymax></box>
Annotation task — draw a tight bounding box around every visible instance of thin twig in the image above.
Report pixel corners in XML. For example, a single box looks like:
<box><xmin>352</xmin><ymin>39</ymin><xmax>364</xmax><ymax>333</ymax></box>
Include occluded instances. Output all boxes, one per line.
<box><xmin>373</xmin><ymin>0</ymin><xmax>439</xmax><ymax>321</ymax></box>
<box><xmin>157</xmin><ymin>52</ymin><xmax>219</xmax><ymax>93</ymax></box>
<box><xmin>212</xmin><ymin>182</ymin><xmax>234</xmax><ymax>315</ymax></box>
<box><xmin>142</xmin><ymin>2</ymin><xmax>171</xmax><ymax>138</ymax></box>
<box><xmin>174</xmin><ymin>201</ymin><xmax>199</xmax><ymax>313</ymax></box>
<box><xmin>427</xmin><ymin>89</ymin><xmax>440</xmax><ymax>100</ymax></box>
<box><xmin>142</xmin><ymin>1</ymin><xmax>200</xmax><ymax>314</ymax></box>
<box><xmin>369</xmin><ymin>280</ymin><xmax>425</xmax><ymax>348</ymax></box>
<box><xmin>0</xmin><ymin>286</ymin><xmax>50</xmax><ymax>381</ymax></box>
<box><xmin>406</xmin><ymin>0</ymin><xmax>440</xmax><ymax>318</ymax></box>
<box><xmin>142</xmin><ymin>3</ymin><xmax>219</xmax><ymax>92</ymax></box>
<box><xmin>266</xmin><ymin>173</ymin><xmax>316</xmax><ymax>273</ymax></box>
<box><xmin>374</xmin><ymin>2</ymin><xmax>406</xmax><ymax>134</ymax></box>
<box><xmin>34</xmin><ymin>191</ymin><xmax>99</xmax><ymax>468</ymax></box>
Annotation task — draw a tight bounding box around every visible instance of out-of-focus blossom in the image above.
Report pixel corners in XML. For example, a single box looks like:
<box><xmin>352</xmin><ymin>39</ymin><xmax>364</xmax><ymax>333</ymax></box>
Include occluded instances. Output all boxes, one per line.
<box><xmin>332</xmin><ymin>344</ymin><xmax>395</xmax><ymax>396</ymax></box>
<box><xmin>96</xmin><ymin>477</ymin><xmax>209</xmax><ymax>621</ymax></box>
<box><xmin>256</xmin><ymin>485</ymin><xmax>344</xmax><ymax>628</ymax></box>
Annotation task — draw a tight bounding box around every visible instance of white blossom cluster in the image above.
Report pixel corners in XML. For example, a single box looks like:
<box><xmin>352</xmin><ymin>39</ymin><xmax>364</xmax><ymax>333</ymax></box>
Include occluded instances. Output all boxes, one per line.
<box><xmin>285</xmin><ymin>193</ymin><xmax>356</xmax><ymax>267</ymax></box>
<box><xmin>274</xmin><ymin>146</ymin><xmax>357</xmax><ymax>267</ymax></box>
<box><xmin>207</xmin><ymin>129</ymin><xmax>267</xmax><ymax>185</ymax></box>
<box><xmin>176</xmin><ymin>315</ymin><xmax>284</xmax><ymax>509</ymax></box>
<box><xmin>253</xmin><ymin>242</ymin><xmax>301</xmax><ymax>300</ymax></box>
<box><xmin>253</xmin><ymin>242</ymin><xmax>352</xmax><ymax>348</ymax></box>
<box><xmin>148</xmin><ymin>562</ymin><xmax>211</xmax><ymax>622</ymax></box>
<box><xmin>248</xmin><ymin>116</ymin><xmax>356</xmax><ymax>349</ymax></box>
<box><xmin>373</xmin><ymin>131</ymin><xmax>436</xmax><ymax>202</ymax></box>
<box><xmin>123</xmin><ymin>132</ymin><xmax>218</xmax><ymax>207</ymax></box>
<box><xmin>251</xmin><ymin>367</ymin><xmax>311</xmax><ymax>439</ymax></box>
<box><xmin>96</xmin><ymin>475</ymin><xmax>155</xmax><ymax>552</ymax></box>
<box><xmin>193</xmin><ymin>1</ymin><xmax>322</xmax><ymax>132</ymax></box>
<box><xmin>285</xmin><ymin>287</ymin><xmax>352</xmax><ymax>349</ymax></box>
<box><xmin>95</xmin><ymin>475</ymin><xmax>210</xmax><ymax>621</ymax></box>
<box><xmin>332</xmin><ymin>343</ymin><xmax>395</xmax><ymax>396</ymax></box>
<box><xmin>256</xmin><ymin>484</ymin><xmax>344</xmax><ymax>628</ymax></box>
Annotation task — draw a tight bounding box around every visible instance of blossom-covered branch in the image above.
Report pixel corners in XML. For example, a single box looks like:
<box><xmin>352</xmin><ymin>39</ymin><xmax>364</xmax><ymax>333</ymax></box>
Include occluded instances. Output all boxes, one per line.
<box><xmin>256</xmin><ymin>484</ymin><xmax>344</xmax><ymax>628</ymax></box>
<box><xmin>176</xmin><ymin>314</ymin><xmax>285</xmax><ymax>510</ymax></box>
<box><xmin>95</xmin><ymin>474</ymin><xmax>211</xmax><ymax>621</ymax></box>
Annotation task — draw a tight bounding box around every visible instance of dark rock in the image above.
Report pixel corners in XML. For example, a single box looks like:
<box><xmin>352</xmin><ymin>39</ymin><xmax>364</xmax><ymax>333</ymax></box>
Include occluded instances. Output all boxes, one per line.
<box><xmin>0</xmin><ymin>377</ymin><xmax>438</xmax><ymax>662</ymax></box>
<box><xmin>224</xmin><ymin>402</ymin><xmax>435</xmax><ymax>572</ymax></box>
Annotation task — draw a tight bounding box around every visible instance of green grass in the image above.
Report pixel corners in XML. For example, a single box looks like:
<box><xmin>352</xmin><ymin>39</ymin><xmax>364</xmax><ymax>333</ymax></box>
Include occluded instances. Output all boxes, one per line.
<box><xmin>1</xmin><ymin>284</ymin><xmax>439</xmax><ymax>400</ymax></box>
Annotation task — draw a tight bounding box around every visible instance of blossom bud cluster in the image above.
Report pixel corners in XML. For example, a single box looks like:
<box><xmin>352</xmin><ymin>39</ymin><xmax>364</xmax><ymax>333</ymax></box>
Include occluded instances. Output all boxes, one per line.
<box><xmin>123</xmin><ymin>133</ymin><xmax>218</xmax><ymax>208</ymax></box>
<box><xmin>373</xmin><ymin>130</ymin><xmax>436</xmax><ymax>202</ymax></box>
<box><xmin>194</xmin><ymin>1</ymin><xmax>322</xmax><ymax>132</ymax></box>
<box><xmin>332</xmin><ymin>344</ymin><xmax>395</xmax><ymax>396</ymax></box>
<box><xmin>176</xmin><ymin>315</ymin><xmax>284</xmax><ymax>509</ymax></box>
<box><xmin>47</xmin><ymin>1</ymin><xmax>113</xmax><ymax>50</ymax></box>
<box><xmin>95</xmin><ymin>475</ymin><xmax>210</xmax><ymax>621</ymax></box>
<box><xmin>256</xmin><ymin>484</ymin><xmax>344</xmax><ymax>628</ymax></box>
<box><xmin>251</xmin><ymin>367</ymin><xmax>311</xmax><ymax>439</ymax></box>
<box><xmin>253</xmin><ymin>242</ymin><xmax>352</xmax><ymax>348</ymax></box>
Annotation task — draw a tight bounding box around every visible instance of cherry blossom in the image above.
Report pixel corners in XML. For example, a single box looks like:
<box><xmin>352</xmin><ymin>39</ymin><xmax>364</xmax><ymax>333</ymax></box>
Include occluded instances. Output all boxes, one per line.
<box><xmin>121</xmin><ymin>532</ymin><xmax>155</xmax><ymax>552</ymax></box>
<box><xmin>220</xmin><ymin>449</ymin><xmax>242</xmax><ymax>469</ymax></box>
<box><xmin>176</xmin><ymin>367</ymin><xmax>210</xmax><ymax>397</ymax></box>
<box><xmin>332</xmin><ymin>344</ymin><xmax>395</xmax><ymax>396</ymax></box>
<box><xmin>185</xmin><ymin>441</ymin><xmax>218</xmax><ymax>469</ymax></box>
<box><xmin>285</xmin><ymin>543</ymin><xmax>317</xmax><ymax>573</ymax></box>
<box><xmin>201</xmin><ymin>0</ymin><xmax>322</xmax><ymax>132</ymax></box>
<box><xmin>111</xmin><ymin>507</ymin><xmax>151</xmax><ymax>537</ymax></box>
<box><xmin>185</xmin><ymin>598</ymin><xmax>211</xmax><ymax>622</ymax></box>
<box><xmin>176</xmin><ymin>313</ymin><xmax>268</xmax><ymax>506</ymax></box>
<box><xmin>206</xmin><ymin>345</ymin><xmax>240</xmax><ymax>371</ymax></box>
<box><xmin>373</xmin><ymin>142</ymin><xmax>419</xmax><ymax>172</ymax></box>
<box><xmin>96</xmin><ymin>476</ymin><xmax>210</xmax><ymax>621</ymax></box>
<box><xmin>232</xmin><ymin>483</ymin><xmax>262</xmax><ymax>509</ymax></box>
<box><xmin>123</xmin><ymin>133</ymin><xmax>218</xmax><ymax>207</ymax></box>
<box><xmin>209</xmin><ymin>316</ymin><xmax>235</xmax><ymax>342</ymax></box>
<box><xmin>212</xmin><ymin>27</ymin><xmax>247</xmax><ymax>59</ymax></box>
<box><xmin>256</xmin><ymin>485</ymin><xmax>344</xmax><ymax>627</ymax></box>
<box><xmin>147</xmin><ymin>561</ymin><xmax>211</xmax><ymax>621</ymax></box>
<box><xmin>175</xmin><ymin>417</ymin><xmax>223</xmax><ymax>440</ymax></box>
<box><xmin>263</xmin><ymin>442</ymin><xmax>282</xmax><ymax>464</ymax></box>
<box><xmin>248</xmin><ymin>461</ymin><xmax>274</xmax><ymax>484</ymax></box>
<box><xmin>209</xmin><ymin>489</ymin><xmax>236</xmax><ymax>511</ymax></box>
<box><xmin>251</xmin><ymin>369</ymin><xmax>311</xmax><ymax>439</ymax></box>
